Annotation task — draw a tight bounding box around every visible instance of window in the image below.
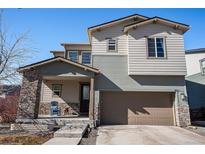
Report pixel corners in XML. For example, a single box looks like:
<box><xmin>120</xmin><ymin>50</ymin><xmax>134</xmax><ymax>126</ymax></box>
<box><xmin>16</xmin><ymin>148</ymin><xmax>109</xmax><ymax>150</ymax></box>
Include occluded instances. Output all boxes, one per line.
<box><xmin>82</xmin><ymin>52</ymin><xmax>91</xmax><ymax>64</ymax></box>
<box><xmin>107</xmin><ymin>39</ymin><xmax>117</xmax><ymax>52</ymax></box>
<box><xmin>69</xmin><ymin>51</ymin><xmax>78</xmax><ymax>62</ymax></box>
<box><xmin>83</xmin><ymin>85</ymin><xmax>90</xmax><ymax>100</ymax></box>
<box><xmin>200</xmin><ymin>59</ymin><xmax>205</xmax><ymax>75</ymax></box>
<box><xmin>52</xmin><ymin>84</ymin><xmax>62</xmax><ymax>97</ymax></box>
<box><xmin>147</xmin><ymin>37</ymin><xmax>166</xmax><ymax>58</ymax></box>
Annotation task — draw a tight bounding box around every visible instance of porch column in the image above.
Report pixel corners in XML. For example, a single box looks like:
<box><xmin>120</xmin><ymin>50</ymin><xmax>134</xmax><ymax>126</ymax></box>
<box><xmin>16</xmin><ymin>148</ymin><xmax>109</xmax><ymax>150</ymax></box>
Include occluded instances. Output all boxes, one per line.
<box><xmin>174</xmin><ymin>90</ymin><xmax>191</xmax><ymax>127</ymax></box>
<box><xmin>17</xmin><ymin>69</ymin><xmax>42</xmax><ymax>119</ymax></box>
<box><xmin>89</xmin><ymin>77</ymin><xmax>94</xmax><ymax>120</ymax></box>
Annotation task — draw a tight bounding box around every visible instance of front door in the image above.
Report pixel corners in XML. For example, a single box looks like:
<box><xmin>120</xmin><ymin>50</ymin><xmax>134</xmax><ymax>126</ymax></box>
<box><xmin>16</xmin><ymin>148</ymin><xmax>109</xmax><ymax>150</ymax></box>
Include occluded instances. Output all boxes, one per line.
<box><xmin>80</xmin><ymin>84</ymin><xmax>90</xmax><ymax>114</ymax></box>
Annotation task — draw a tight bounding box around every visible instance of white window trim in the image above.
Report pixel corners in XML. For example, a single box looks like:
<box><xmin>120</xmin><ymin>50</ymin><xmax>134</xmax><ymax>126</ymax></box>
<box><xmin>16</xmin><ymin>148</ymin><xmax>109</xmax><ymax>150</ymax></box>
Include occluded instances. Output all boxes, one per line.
<box><xmin>52</xmin><ymin>84</ymin><xmax>62</xmax><ymax>97</ymax></box>
<box><xmin>147</xmin><ymin>37</ymin><xmax>166</xmax><ymax>59</ymax></box>
<box><xmin>200</xmin><ymin>58</ymin><xmax>205</xmax><ymax>75</ymax></box>
<box><xmin>107</xmin><ymin>38</ymin><xmax>117</xmax><ymax>52</ymax></box>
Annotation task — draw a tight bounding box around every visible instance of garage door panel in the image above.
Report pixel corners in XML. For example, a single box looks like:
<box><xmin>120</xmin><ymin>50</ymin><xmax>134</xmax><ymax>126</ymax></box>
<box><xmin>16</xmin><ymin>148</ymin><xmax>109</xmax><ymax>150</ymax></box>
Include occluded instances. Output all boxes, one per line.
<box><xmin>101</xmin><ymin>92</ymin><xmax>174</xmax><ymax>126</ymax></box>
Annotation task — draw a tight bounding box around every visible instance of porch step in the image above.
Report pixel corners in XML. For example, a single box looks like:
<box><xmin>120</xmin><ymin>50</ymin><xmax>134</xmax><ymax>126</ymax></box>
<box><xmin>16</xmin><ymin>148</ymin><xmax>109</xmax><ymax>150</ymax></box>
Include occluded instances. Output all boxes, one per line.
<box><xmin>16</xmin><ymin>118</ymin><xmax>94</xmax><ymax>127</ymax></box>
<box><xmin>63</xmin><ymin>120</ymin><xmax>91</xmax><ymax>125</ymax></box>
<box><xmin>54</xmin><ymin>124</ymin><xmax>88</xmax><ymax>138</ymax></box>
<box><xmin>43</xmin><ymin>137</ymin><xmax>81</xmax><ymax>145</ymax></box>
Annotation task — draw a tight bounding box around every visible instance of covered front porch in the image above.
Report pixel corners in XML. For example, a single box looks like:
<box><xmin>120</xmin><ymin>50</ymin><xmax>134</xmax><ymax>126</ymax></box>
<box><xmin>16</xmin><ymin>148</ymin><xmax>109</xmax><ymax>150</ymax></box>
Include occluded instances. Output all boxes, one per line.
<box><xmin>17</xmin><ymin>57</ymin><xmax>99</xmax><ymax>124</ymax></box>
<box><xmin>38</xmin><ymin>76</ymin><xmax>94</xmax><ymax>119</ymax></box>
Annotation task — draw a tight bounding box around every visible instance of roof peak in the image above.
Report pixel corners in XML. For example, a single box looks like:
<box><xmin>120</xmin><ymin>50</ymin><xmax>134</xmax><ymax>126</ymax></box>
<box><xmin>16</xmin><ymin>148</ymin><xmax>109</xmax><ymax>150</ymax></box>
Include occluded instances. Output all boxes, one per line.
<box><xmin>123</xmin><ymin>16</ymin><xmax>190</xmax><ymax>33</ymax></box>
<box><xmin>18</xmin><ymin>56</ymin><xmax>100</xmax><ymax>73</ymax></box>
<box><xmin>87</xmin><ymin>13</ymin><xmax>149</xmax><ymax>30</ymax></box>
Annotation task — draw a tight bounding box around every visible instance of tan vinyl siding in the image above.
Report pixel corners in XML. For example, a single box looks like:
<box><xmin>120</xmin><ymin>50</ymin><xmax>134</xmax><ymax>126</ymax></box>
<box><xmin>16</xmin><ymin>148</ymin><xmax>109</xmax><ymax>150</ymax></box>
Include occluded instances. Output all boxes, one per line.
<box><xmin>92</xmin><ymin>34</ymin><xmax>127</xmax><ymax>55</ymax></box>
<box><xmin>91</xmin><ymin>19</ymin><xmax>143</xmax><ymax>55</ymax></box>
<box><xmin>93</xmin><ymin>55</ymin><xmax>185</xmax><ymax>92</ymax></box>
<box><xmin>41</xmin><ymin>80</ymin><xmax>80</xmax><ymax>104</ymax></box>
<box><xmin>128</xmin><ymin>23</ymin><xmax>187</xmax><ymax>75</ymax></box>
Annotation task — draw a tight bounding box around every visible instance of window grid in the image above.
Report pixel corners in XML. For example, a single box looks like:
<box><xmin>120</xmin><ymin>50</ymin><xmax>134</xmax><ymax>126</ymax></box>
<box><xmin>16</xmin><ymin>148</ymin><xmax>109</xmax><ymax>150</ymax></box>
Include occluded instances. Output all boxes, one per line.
<box><xmin>69</xmin><ymin>51</ymin><xmax>78</xmax><ymax>62</ymax></box>
<box><xmin>82</xmin><ymin>52</ymin><xmax>91</xmax><ymax>64</ymax></box>
<box><xmin>108</xmin><ymin>39</ymin><xmax>117</xmax><ymax>52</ymax></box>
<box><xmin>201</xmin><ymin>59</ymin><xmax>205</xmax><ymax>75</ymax></box>
<box><xmin>52</xmin><ymin>84</ymin><xmax>62</xmax><ymax>97</ymax></box>
<box><xmin>147</xmin><ymin>37</ymin><xmax>166</xmax><ymax>58</ymax></box>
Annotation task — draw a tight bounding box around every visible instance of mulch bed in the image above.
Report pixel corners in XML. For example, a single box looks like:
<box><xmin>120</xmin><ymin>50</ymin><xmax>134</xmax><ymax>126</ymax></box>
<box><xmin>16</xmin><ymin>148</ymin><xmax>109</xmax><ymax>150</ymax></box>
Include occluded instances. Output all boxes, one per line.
<box><xmin>0</xmin><ymin>124</ymin><xmax>53</xmax><ymax>145</ymax></box>
<box><xmin>0</xmin><ymin>133</ymin><xmax>53</xmax><ymax>145</ymax></box>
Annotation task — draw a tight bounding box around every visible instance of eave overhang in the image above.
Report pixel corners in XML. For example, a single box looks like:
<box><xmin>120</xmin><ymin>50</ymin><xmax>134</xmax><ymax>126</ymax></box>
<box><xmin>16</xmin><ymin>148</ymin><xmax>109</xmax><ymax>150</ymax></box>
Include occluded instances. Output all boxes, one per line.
<box><xmin>87</xmin><ymin>14</ymin><xmax>149</xmax><ymax>43</ymax></box>
<box><xmin>123</xmin><ymin>17</ymin><xmax>190</xmax><ymax>34</ymax></box>
<box><xmin>18</xmin><ymin>56</ymin><xmax>100</xmax><ymax>74</ymax></box>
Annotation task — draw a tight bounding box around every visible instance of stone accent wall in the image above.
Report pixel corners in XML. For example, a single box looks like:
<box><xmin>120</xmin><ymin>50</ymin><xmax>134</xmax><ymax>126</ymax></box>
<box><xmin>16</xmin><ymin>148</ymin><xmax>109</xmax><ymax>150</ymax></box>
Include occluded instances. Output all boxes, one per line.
<box><xmin>94</xmin><ymin>90</ymin><xmax>100</xmax><ymax>126</ymax></box>
<box><xmin>38</xmin><ymin>103</ymin><xmax>50</xmax><ymax>115</ymax></box>
<box><xmin>17</xmin><ymin>69</ymin><xmax>42</xmax><ymax>119</ymax></box>
<box><xmin>174</xmin><ymin>91</ymin><xmax>191</xmax><ymax>127</ymax></box>
<box><xmin>38</xmin><ymin>102</ymin><xmax>80</xmax><ymax>116</ymax></box>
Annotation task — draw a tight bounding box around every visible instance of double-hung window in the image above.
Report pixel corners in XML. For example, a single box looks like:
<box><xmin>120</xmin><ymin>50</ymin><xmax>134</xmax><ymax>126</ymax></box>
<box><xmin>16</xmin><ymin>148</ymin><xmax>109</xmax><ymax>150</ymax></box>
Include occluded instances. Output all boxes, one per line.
<box><xmin>69</xmin><ymin>51</ymin><xmax>78</xmax><ymax>62</ymax></box>
<box><xmin>107</xmin><ymin>39</ymin><xmax>117</xmax><ymax>52</ymax></box>
<box><xmin>147</xmin><ymin>37</ymin><xmax>166</xmax><ymax>58</ymax></box>
<box><xmin>200</xmin><ymin>58</ymin><xmax>205</xmax><ymax>75</ymax></box>
<box><xmin>82</xmin><ymin>52</ymin><xmax>91</xmax><ymax>64</ymax></box>
<box><xmin>52</xmin><ymin>84</ymin><xmax>62</xmax><ymax>97</ymax></box>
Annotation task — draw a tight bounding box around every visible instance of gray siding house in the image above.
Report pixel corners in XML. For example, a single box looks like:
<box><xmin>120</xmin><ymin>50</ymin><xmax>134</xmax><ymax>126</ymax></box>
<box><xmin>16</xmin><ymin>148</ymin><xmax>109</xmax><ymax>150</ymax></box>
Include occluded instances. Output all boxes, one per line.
<box><xmin>185</xmin><ymin>49</ymin><xmax>205</xmax><ymax>120</ymax></box>
<box><xmin>17</xmin><ymin>14</ymin><xmax>191</xmax><ymax>127</ymax></box>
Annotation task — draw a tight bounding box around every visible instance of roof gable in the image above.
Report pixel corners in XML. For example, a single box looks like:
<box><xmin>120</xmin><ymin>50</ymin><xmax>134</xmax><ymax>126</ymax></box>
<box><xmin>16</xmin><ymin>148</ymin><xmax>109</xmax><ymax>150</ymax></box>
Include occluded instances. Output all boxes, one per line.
<box><xmin>18</xmin><ymin>57</ymin><xmax>100</xmax><ymax>74</ymax></box>
<box><xmin>123</xmin><ymin>17</ymin><xmax>190</xmax><ymax>33</ymax></box>
<box><xmin>87</xmin><ymin>14</ymin><xmax>149</xmax><ymax>42</ymax></box>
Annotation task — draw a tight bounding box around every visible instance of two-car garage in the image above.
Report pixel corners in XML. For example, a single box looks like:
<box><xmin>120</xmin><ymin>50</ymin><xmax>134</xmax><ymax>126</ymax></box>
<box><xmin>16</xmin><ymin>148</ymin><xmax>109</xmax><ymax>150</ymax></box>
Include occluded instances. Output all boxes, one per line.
<box><xmin>100</xmin><ymin>92</ymin><xmax>175</xmax><ymax>126</ymax></box>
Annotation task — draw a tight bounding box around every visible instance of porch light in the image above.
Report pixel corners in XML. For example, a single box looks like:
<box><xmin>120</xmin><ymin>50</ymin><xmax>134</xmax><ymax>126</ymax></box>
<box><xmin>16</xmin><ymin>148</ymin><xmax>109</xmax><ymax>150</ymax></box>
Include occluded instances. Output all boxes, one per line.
<box><xmin>180</xmin><ymin>93</ymin><xmax>187</xmax><ymax>101</ymax></box>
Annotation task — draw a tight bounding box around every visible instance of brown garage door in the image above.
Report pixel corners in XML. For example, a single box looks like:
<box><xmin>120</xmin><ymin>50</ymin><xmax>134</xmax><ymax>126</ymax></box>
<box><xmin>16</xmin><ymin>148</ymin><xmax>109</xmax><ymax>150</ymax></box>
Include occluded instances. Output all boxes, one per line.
<box><xmin>100</xmin><ymin>92</ymin><xmax>175</xmax><ymax>126</ymax></box>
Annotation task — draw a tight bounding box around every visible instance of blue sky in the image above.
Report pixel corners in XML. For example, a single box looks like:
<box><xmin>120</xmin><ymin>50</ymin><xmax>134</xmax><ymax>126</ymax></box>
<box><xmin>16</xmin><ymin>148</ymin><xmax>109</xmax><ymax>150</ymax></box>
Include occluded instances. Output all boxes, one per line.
<box><xmin>3</xmin><ymin>8</ymin><xmax>205</xmax><ymax>64</ymax></box>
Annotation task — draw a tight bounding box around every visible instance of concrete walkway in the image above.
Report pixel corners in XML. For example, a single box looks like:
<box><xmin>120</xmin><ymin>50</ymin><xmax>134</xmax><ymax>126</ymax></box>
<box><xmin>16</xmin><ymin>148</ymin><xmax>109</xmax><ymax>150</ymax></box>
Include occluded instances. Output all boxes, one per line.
<box><xmin>43</xmin><ymin>137</ymin><xmax>81</xmax><ymax>145</ymax></box>
<box><xmin>43</xmin><ymin>124</ymin><xmax>88</xmax><ymax>145</ymax></box>
<box><xmin>96</xmin><ymin>125</ymin><xmax>205</xmax><ymax>145</ymax></box>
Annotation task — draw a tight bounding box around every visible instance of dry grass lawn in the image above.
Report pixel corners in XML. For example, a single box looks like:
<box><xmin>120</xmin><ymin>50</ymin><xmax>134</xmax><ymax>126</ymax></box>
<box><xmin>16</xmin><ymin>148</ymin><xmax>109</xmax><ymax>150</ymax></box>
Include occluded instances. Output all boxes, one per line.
<box><xmin>0</xmin><ymin>133</ymin><xmax>53</xmax><ymax>145</ymax></box>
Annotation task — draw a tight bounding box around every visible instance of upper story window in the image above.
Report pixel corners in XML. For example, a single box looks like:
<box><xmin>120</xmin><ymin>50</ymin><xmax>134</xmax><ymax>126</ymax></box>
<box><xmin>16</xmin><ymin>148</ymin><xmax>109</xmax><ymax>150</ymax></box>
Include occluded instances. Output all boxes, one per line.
<box><xmin>147</xmin><ymin>37</ymin><xmax>166</xmax><ymax>58</ymax></box>
<box><xmin>82</xmin><ymin>52</ymin><xmax>91</xmax><ymax>64</ymax></box>
<box><xmin>200</xmin><ymin>58</ymin><xmax>205</xmax><ymax>75</ymax></box>
<box><xmin>69</xmin><ymin>51</ymin><xmax>78</xmax><ymax>62</ymax></box>
<box><xmin>107</xmin><ymin>39</ymin><xmax>117</xmax><ymax>52</ymax></box>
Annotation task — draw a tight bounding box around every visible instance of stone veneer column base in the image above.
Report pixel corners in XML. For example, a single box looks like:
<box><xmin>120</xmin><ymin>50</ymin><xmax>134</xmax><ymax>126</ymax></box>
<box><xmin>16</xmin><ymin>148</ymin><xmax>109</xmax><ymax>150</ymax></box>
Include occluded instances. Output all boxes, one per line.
<box><xmin>94</xmin><ymin>90</ymin><xmax>100</xmax><ymax>126</ymax></box>
<box><xmin>174</xmin><ymin>90</ymin><xmax>191</xmax><ymax>127</ymax></box>
<box><xmin>17</xmin><ymin>69</ymin><xmax>42</xmax><ymax>119</ymax></box>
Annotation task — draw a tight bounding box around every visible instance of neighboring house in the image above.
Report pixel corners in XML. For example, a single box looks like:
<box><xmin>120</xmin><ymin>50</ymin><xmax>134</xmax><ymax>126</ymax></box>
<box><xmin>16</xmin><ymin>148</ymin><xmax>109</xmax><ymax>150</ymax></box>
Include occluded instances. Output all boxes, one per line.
<box><xmin>16</xmin><ymin>14</ymin><xmax>191</xmax><ymax>127</ymax></box>
<box><xmin>185</xmin><ymin>49</ymin><xmax>205</xmax><ymax>120</ymax></box>
<box><xmin>185</xmin><ymin>48</ymin><xmax>205</xmax><ymax>76</ymax></box>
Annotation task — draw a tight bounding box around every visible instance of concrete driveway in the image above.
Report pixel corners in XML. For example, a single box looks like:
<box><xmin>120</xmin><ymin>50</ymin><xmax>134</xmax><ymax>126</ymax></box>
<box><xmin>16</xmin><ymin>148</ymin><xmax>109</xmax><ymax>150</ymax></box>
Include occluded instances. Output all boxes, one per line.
<box><xmin>96</xmin><ymin>125</ymin><xmax>205</xmax><ymax>145</ymax></box>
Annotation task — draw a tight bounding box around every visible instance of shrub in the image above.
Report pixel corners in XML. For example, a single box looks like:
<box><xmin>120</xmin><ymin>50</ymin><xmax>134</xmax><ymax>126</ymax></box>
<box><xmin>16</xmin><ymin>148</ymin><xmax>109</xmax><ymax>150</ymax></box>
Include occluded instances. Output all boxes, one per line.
<box><xmin>0</xmin><ymin>96</ymin><xmax>19</xmax><ymax>123</ymax></box>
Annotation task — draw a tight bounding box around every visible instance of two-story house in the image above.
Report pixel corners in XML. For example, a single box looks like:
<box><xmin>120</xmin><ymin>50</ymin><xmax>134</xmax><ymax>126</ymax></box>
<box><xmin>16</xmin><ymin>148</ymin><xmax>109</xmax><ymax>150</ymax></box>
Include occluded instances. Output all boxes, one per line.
<box><xmin>16</xmin><ymin>14</ymin><xmax>191</xmax><ymax>127</ymax></box>
<box><xmin>185</xmin><ymin>48</ymin><xmax>205</xmax><ymax>121</ymax></box>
